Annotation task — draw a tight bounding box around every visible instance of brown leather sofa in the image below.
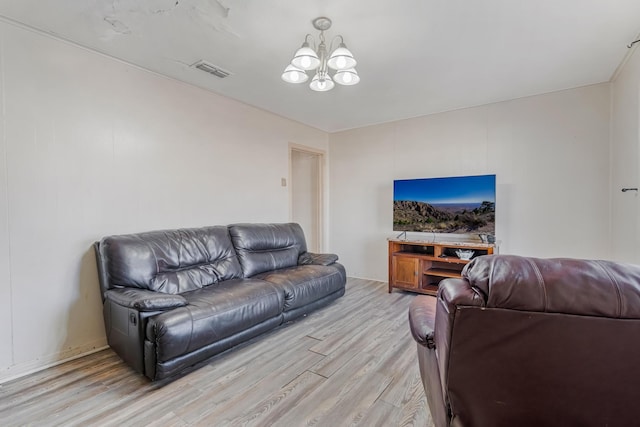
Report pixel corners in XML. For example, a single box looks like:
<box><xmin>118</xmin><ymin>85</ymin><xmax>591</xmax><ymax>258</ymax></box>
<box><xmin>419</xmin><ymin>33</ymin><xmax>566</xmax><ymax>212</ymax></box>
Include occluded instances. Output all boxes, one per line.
<box><xmin>409</xmin><ymin>254</ymin><xmax>640</xmax><ymax>427</ymax></box>
<box><xmin>94</xmin><ymin>223</ymin><xmax>346</xmax><ymax>380</ymax></box>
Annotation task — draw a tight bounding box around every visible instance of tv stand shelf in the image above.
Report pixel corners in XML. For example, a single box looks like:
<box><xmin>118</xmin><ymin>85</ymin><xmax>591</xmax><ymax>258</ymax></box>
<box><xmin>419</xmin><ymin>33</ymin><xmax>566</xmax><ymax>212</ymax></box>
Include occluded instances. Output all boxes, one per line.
<box><xmin>426</xmin><ymin>268</ymin><xmax>462</xmax><ymax>278</ymax></box>
<box><xmin>388</xmin><ymin>239</ymin><xmax>496</xmax><ymax>295</ymax></box>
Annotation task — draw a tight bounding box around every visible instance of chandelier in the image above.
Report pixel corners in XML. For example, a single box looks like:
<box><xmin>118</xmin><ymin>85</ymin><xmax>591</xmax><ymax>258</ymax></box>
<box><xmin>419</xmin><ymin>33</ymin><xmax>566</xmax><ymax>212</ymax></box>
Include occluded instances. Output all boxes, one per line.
<box><xmin>281</xmin><ymin>17</ymin><xmax>360</xmax><ymax>92</ymax></box>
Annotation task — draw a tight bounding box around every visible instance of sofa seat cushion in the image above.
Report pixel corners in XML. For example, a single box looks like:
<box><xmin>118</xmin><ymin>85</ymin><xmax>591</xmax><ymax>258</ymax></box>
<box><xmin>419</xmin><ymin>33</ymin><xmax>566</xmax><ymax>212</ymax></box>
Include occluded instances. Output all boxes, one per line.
<box><xmin>254</xmin><ymin>265</ymin><xmax>345</xmax><ymax>311</ymax></box>
<box><xmin>146</xmin><ymin>278</ymin><xmax>284</xmax><ymax>362</ymax></box>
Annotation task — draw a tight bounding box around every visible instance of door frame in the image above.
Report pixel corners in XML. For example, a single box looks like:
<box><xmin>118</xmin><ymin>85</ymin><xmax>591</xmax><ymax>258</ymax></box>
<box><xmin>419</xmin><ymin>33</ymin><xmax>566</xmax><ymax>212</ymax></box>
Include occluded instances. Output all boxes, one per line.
<box><xmin>289</xmin><ymin>143</ymin><xmax>326</xmax><ymax>252</ymax></box>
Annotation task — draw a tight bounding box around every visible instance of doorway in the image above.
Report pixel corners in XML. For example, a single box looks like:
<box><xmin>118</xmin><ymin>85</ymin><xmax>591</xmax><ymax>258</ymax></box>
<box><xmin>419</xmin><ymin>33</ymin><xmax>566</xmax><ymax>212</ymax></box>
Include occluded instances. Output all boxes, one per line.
<box><xmin>290</xmin><ymin>145</ymin><xmax>324</xmax><ymax>252</ymax></box>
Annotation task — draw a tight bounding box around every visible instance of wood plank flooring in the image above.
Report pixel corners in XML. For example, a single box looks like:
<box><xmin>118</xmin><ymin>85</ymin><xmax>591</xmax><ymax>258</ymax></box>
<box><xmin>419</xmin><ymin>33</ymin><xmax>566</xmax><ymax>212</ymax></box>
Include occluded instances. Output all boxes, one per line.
<box><xmin>0</xmin><ymin>278</ymin><xmax>434</xmax><ymax>427</ymax></box>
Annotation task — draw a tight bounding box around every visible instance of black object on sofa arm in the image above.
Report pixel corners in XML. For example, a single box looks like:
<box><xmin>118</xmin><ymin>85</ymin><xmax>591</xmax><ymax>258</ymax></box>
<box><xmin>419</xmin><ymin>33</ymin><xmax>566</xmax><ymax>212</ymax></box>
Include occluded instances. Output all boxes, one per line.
<box><xmin>94</xmin><ymin>223</ymin><xmax>346</xmax><ymax>381</ymax></box>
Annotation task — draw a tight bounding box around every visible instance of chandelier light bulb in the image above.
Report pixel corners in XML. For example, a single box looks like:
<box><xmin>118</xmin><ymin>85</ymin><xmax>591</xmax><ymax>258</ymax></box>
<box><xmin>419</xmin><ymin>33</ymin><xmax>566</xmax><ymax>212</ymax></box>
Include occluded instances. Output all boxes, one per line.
<box><xmin>327</xmin><ymin>44</ymin><xmax>357</xmax><ymax>70</ymax></box>
<box><xmin>291</xmin><ymin>43</ymin><xmax>320</xmax><ymax>71</ymax></box>
<box><xmin>281</xmin><ymin>65</ymin><xmax>308</xmax><ymax>84</ymax></box>
<box><xmin>334</xmin><ymin>68</ymin><xmax>360</xmax><ymax>86</ymax></box>
<box><xmin>310</xmin><ymin>73</ymin><xmax>335</xmax><ymax>92</ymax></box>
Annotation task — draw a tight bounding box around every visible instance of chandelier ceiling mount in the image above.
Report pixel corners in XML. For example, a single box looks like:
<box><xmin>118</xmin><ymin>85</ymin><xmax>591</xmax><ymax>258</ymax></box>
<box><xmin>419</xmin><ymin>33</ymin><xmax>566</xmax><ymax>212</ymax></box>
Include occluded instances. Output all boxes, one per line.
<box><xmin>312</xmin><ymin>17</ymin><xmax>332</xmax><ymax>32</ymax></box>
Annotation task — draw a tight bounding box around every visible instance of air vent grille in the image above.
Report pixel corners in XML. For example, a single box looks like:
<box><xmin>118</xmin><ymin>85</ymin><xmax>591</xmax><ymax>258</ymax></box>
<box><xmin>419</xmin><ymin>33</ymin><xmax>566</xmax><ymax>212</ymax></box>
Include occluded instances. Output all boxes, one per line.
<box><xmin>192</xmin><ymin>61</ymin><xmax>231</xmax><ymax>79</ymax></box>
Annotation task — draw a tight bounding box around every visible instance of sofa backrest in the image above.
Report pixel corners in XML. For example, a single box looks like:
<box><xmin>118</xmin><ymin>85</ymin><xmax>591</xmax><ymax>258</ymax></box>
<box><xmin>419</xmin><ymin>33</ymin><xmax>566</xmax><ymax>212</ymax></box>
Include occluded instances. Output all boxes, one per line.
<box><xmin>96</xmin><ymin>226</ymin><xmax>243</xmax><ymax>295</ymax></box>
<box><xmin>228</xmin><ymin>223</ymin><xmax>307</xmax><ymax>277</ymax></box>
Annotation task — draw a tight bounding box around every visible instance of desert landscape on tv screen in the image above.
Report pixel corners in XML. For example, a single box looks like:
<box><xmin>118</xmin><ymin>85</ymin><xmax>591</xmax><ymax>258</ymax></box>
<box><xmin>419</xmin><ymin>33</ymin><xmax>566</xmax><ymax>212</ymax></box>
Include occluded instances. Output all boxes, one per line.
<box><xmin>393</xmin><ymin>175</ymin><xmax>495</xmax><ymax>234</ymax></box>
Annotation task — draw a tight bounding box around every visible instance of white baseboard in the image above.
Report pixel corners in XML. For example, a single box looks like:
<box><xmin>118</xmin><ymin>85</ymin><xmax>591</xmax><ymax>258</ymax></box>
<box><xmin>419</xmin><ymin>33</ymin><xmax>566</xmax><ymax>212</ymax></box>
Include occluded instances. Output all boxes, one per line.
<box><xmin>348</xmin><ymin>274</ymin><xmax>386</xmax><ymax>283</ymax></box>
<box><xmin>0</xmin><ymin>339</ymin><xmax>109</xmax><ymax>385</ymax></box>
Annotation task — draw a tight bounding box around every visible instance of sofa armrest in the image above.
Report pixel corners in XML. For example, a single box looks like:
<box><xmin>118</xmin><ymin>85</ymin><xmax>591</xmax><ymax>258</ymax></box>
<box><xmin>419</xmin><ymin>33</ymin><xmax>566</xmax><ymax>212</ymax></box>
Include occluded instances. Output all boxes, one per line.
<box><xmin>409</xmin><ymin>296</ymin><xmax>437</xmax><ymax>349</ymax></box>
<box><xmin>104</xmin><ymin>288</ymin><xmax>187</xmax><ymax>312</ymax></box>
<box><xmin>298</xmin><ymin>252</ymin><xmax>339</xmax><ymax>266</ymax></box>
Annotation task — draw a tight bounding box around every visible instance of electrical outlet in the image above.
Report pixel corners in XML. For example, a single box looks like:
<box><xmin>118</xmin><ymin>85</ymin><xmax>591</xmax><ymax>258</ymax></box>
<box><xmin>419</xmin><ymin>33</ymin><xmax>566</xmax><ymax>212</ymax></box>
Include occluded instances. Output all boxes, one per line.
<box><xmin>281</xmin><ymin>178</ymin><xmax>287</xmax><ymax>187</ymax></box>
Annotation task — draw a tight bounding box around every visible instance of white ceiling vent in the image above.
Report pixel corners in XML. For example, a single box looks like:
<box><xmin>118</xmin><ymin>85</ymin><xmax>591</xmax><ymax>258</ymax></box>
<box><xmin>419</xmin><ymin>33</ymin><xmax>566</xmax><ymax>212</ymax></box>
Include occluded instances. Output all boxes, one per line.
<box><xmin>191</xmin><ymin>61</ymin><xmax>232</xmax><ymax>79</ymax></box>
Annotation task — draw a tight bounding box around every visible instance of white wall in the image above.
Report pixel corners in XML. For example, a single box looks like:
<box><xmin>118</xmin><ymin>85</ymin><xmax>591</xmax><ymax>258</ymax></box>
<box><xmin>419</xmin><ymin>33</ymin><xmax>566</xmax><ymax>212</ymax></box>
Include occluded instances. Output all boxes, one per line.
<box><xmin>329</xmin><ymin>84</ymin><xmax>612</xmax><ymax>281</ymax></box>
<box><xmin>610</xmin><ymin>46</ymin><xmax>640</xmax><ymax>263</ymax></box>
<box><xmin>0</xmin><ymin>21</ymin><xmax>328</xmax><ymax>382</ymax></box>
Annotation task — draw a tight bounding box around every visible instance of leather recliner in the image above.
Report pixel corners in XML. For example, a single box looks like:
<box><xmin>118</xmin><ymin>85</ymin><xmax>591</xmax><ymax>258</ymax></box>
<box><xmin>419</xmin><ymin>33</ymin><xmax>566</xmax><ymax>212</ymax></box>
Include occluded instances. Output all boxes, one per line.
<box><xmin>409</xmin><ymin>254</ymin><xmax>640</xmax><ymax>427</ymax></box>
<box><xmin>95</xmin><ymin>223</ymin><xmax>346</xmax><ymax>380</ymax></box>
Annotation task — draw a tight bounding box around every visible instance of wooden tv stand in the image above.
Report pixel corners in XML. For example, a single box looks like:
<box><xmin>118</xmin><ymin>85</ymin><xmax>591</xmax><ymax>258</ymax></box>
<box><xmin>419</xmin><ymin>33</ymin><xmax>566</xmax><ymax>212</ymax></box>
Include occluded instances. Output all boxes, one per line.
<box><xmin>388</xmin><ymin>239</ymin><xmax>496</xmax><ymax>295</ymax></box>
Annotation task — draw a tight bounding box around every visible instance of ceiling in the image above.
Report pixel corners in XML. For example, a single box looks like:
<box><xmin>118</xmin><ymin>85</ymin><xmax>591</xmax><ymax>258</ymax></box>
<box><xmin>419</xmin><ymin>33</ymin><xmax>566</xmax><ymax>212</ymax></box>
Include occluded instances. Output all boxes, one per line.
<box><xmin>1</xmin><ymin>0</ymin><xmax>639</xmax><ymax>132</ymax></box>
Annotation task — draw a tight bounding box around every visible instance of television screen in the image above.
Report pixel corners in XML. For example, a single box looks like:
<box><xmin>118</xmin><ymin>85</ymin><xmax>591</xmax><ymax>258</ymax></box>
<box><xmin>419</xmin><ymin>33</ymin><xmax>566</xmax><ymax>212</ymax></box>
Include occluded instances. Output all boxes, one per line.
<box><xmin>393</xmin><ymin>174</ymin><xmax>496</xmax><ymax>234</ymax></box>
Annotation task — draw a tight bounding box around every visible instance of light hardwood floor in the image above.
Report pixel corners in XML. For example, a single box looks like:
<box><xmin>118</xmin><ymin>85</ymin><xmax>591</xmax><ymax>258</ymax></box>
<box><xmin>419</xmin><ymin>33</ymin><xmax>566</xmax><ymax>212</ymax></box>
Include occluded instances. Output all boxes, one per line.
<box><xmin>0</xmin><ymin>278</ymin><xmax>434</xmax><ymax>427</ymax></box>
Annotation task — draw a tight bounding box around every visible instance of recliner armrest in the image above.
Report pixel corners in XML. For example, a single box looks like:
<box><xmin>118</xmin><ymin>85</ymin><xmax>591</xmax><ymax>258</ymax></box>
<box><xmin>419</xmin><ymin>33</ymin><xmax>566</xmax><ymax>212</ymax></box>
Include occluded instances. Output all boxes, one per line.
<box><xmin>298</xmin><ymin>252</ymin><xmax>339</xmax><ymax>266</ymax></box>
<box><xmin>438</xmin><ymin>278</ymin><xmax>487</xmax><ymax>312</ymax></box>
<box><xmin>104</xmin><ymin>288</ymin><xmax>187</xmax><ymax>311</ymax></box>
<box><xmin>409</xmin><ymin>296</ymin><xmax>437</xmax><ymax>349</ymax></box>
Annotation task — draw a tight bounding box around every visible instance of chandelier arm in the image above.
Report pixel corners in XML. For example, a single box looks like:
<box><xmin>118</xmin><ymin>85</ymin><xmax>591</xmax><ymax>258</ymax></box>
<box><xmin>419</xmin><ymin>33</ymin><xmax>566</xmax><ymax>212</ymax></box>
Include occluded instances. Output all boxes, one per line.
<box><xmin>329</xmin><ymin>35</ymin><xmax>344</xmax><ymax>52</ymax></box>
<box><xmin>304</xmin><ymin>34</ymin><xmax>316</xmax><ymax>50</ymax></box>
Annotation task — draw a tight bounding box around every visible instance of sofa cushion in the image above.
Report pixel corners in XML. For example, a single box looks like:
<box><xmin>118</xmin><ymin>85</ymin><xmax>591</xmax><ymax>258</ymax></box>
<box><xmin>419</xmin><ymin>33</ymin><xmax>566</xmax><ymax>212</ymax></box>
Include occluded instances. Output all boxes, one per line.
<box><xmin>229</xmin><ymin>223</ymin><xmax>308</xmax><ymax>277</ymax></box>
<box><xmin>254</xmin><ymin>264</ymin><xmax>345</xmax><ymax>311</ymax></box>
<box><xmin>100</xmin><ymin>226</ymin><xmax>243</xmax><ymax>294</ymax></box>
<box><xmin>146</xmin><ymin>278</ymin><xmax>284</xmax><ymax>362</ymax></box>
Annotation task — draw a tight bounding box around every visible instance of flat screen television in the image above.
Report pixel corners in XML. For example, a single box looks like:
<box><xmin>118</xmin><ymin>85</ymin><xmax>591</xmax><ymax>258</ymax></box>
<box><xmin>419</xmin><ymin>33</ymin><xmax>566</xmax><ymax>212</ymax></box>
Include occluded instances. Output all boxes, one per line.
<box><xmin>393</xmin><ymin>174</ymin><xmax>496</xmax><ymax>234</ymax></box>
